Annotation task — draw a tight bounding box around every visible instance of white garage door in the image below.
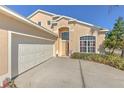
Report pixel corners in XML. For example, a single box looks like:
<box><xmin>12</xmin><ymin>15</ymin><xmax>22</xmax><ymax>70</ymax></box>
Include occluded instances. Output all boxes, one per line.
<box><xmin>11</xmin><ymin>33</ymin><xmax>54</xmax><ymax>77</ymax></box>
<box><xmin>18</xmin><ymin>44</ymin><xmax>53</xmax><ymax>74</ymax></box>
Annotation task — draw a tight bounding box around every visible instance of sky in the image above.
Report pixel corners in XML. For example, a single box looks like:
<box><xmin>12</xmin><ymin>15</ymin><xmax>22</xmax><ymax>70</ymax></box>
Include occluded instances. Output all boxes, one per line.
<box><xmin>6</xmin><ymin>5</ymin><xmax>124</xmax><ymax>30</ymax></box>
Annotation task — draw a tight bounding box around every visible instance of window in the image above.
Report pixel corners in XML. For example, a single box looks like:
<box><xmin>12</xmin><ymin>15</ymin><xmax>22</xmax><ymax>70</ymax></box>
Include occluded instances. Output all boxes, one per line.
<box><xmin>52</xmin><ymin>22</ymin><xmax>57</xmax><ymax>26</ymax></box>
<box><xmin>61</xmin><ymin>32</ymin><xmax>69</xmax><ymax>40</ymax></box>
<box><xmin>80</xmin><ymin>36</ymin><xmax>96</xmax><ymax>53</ymax></box>
<box><xmin>53</xmin><ymin>16</ymin><xmax>60</xmax><ymax>20</ymax></box>
<box><xmin>38</xmin><ymin>21</ymin><xmax>41</xmax><ymax>26</ymax></box>
<box><xmin>47</xmin><ymin>20</ymin><xmax>51</xmax><ymax>25</ymax></box>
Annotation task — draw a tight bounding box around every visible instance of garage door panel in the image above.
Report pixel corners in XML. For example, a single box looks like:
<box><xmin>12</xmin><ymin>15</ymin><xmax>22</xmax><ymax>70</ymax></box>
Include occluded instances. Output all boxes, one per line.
<box><xmin>11</xmin><ymin>33</ymin><xmax>54</xmax><ymax>77</ymax></box>
<box><xmin>18</xmin><ymin>44</ymin><xmax>53</xmax><ymax>74</ymax></box>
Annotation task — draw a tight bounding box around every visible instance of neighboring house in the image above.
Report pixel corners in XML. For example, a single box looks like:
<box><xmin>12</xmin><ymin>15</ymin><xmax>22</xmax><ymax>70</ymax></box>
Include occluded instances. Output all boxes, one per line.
<box><xmin>0</xmin><ymin>6</ymin><xmax>108</xmax><ymax>85</ymax></box>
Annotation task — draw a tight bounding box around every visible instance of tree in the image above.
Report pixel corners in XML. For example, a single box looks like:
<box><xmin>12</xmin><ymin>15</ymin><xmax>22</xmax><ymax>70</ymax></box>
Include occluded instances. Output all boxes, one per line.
<box><xmin>104</xmin><ymin>31</ymin><xmax>116</xmax><ymax>53</ymax></box>
<box><xmin>118</xmin><ymin>18</ymin><xmax>124</xmax><ymax>57</ymax></box>
<box><xmin>107</xmin><ymin>6</ymin><xmax>124</xmax><ymax>57</ymax></box>
<box><xmin>104</xmin><ymin>17</ymin><xmax>124</xmax><ymax>56</ymax></box>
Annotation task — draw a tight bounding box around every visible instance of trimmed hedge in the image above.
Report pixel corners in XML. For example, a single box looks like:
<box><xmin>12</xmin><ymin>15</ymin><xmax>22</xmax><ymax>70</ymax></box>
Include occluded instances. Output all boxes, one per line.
<box><xmin>71</xmin><ymin>52</ymin><xmax>124</xmax><ymax>70</ymax></box>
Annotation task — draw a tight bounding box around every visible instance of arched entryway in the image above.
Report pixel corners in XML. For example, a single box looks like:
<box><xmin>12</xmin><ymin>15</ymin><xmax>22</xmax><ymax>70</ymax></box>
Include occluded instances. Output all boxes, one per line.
<box><xmin>58</xmin><ymin>27</ymin><xmax>69</xmax><ymax>56</ymax></box>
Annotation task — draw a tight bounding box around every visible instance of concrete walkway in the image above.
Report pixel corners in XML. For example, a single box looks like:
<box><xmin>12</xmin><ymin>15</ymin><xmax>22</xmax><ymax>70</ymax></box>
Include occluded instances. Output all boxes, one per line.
<box><xmin>15</xmin><ymin>57</ymin><xmax>124</xmax><ymax>88</ymax></box>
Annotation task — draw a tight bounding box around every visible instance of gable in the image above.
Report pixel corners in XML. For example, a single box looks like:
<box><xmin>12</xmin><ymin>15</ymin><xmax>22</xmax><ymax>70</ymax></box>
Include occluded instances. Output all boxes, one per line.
<box><xmin>29</xmin><ymin>12</ymin><xmax>53</xmax><ymax>23</ymax></box>
<box><xmin>27</xmin><ymin>10</ymin><xmax>56</xmax><ymax>19</ymax></box>
<box><xmin>57</xmin><ymin>18</ymin><xmax>69</xmax><ymax>27</ymax></box>
<box><xmin>29</xmin><ymin>12</ymin><xmax>53</xmax><ymax>30</ymax></box>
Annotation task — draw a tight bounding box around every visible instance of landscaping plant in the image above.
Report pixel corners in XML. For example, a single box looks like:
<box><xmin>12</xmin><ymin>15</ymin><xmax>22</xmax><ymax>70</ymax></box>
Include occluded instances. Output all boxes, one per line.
<box><xmin>1</xmin><ymin>78</ymin><xmax>17</xmax><ymax>88</ymax></box>
<box><xmin>71</xmin><ymin>52</ymin><xmax>124</xmax><ymax>70</ymax></box>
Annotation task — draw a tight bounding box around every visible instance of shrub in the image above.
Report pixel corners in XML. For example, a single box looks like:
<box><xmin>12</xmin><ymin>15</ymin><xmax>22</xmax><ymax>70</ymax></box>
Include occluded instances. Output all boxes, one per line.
<box><xmin>71</xmin><ymin>52</ymin><xmax>124</xmax><ymax>70</ymax></box>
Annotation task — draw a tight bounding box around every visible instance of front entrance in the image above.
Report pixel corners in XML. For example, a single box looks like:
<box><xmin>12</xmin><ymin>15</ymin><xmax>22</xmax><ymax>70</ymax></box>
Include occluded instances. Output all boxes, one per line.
<box><xmin>58</xmin><ymin>27</ymin><xmax>69</xmax><ymax>56</ymax></box>
<box><xmin>61</xmin><ymin>40</ymin><xmax>69</xmax><ymax>56</ymax></box>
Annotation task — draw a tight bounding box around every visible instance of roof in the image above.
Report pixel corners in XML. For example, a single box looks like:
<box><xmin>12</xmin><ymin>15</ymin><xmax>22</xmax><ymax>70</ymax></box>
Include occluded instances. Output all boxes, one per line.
<box><xmin>27</xmin><ymin>9</ymin><xmax>58</xmax><ymax>18</ymax></box>
<box><xmin>55</xmin><ymin>16</ymin><xmax>108</xmax><ymax>31</ymax></box>
<box><xmin>27</xmin><ymin>9</ymin><xmax>109</xmax><ymax>31</ymax></box>
<box><xmin>0</xmin><ymin>6</ymin><xmax>57</xmax><ymax>37</ymax></box>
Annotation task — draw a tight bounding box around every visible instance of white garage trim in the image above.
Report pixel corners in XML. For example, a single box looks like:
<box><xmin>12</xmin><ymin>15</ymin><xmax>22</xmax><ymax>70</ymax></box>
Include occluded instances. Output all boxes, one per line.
<box><xmin>8</xmin><ymin>31</ymin><xmax>12</xmax><ymax>79</ymax></box>
<box><xmin>10</xmin><ymin>31</ymin><xmax>56</xmax><ymax>42</ymax></box>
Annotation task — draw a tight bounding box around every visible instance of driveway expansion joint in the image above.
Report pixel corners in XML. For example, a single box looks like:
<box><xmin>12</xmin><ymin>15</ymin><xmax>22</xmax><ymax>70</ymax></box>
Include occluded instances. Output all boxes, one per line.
<box><xmin>78</xmin><ymin>60</ymin><xmax>86</xmax><ymax>88</ymax></box>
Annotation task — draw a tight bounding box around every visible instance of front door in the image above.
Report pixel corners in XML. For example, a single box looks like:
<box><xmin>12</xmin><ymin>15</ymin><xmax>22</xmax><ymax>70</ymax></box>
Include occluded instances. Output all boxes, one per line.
<box><xmin>62</xmin><ymin>40</ymin><xmax>69</xmax><ymax>56</ymax></box>
<box><xmin>60</xmin><ymin>32</ymin><xmax>69</xmax><ymax>56</ymax></box>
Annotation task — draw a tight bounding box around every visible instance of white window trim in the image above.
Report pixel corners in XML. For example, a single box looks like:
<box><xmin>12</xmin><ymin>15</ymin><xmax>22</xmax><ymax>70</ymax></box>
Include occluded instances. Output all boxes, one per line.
<box><xmin>80</xmin><ymin>35</ymin><xmax>96</xmax><ymax>53</ymax></box>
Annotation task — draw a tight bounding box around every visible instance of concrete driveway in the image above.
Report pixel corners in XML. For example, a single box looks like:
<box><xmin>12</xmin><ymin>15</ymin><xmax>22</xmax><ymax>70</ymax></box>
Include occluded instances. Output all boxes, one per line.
<box><xmin>15</xmin><ymin>57</ymin><xmax>124</xmax><ymax>88</ymax></box>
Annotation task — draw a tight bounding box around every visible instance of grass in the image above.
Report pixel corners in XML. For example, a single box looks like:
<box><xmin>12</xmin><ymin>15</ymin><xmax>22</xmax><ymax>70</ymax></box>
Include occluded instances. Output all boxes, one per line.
<box><xmin>71</xmin><ymin>52</ymin><xmax>124</xmax><ymax>70</ymax></box>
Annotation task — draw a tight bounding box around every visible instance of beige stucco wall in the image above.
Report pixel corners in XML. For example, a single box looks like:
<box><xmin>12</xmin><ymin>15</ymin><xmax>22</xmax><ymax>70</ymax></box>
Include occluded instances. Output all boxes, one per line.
<box><xmin>97</xmin><ymin>31</ymin><xmax>105</xmax><ymax>53</ymax></box>
<box><xmin>69</xmin><ymin>23</ymin><xmax>105</xmax><ymax>54</ymax></box>
<box><xmin>0</xmin><ymin>29</ymin><xmax>8</xmax><ymax>75</ymax></box>
<box><xmin>29</xmin><ymin>12</ymin><xmax>53</xmax><ymax>31</ymax></box>
<box><xmin>53</xmin><ymin>18</ymin><xmax>69</xmax><ymax>34</ymax></box>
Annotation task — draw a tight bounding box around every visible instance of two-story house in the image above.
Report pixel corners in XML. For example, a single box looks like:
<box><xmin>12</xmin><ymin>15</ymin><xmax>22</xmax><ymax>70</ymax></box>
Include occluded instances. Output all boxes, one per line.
<box><xmin>0</xmin><ymin>6</ymin><xmax>108</xmax><ymax>85</ymax></box>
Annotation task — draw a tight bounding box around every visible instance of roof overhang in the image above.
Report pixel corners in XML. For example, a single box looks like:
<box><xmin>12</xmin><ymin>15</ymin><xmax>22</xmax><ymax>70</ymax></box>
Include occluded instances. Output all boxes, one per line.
<box><xmin>27</xmin><ymin>9</ymin><xmax>57</xmax><ymax>19</ymax></box>
<box><xmin>55</xmin><ymin>16</ymin><xmax>109</xmax><ymax>31</ymax></box>
<box><xmin>99</xmin><ymin>29</ymin><xmax>109</xmax><ymax>32</ymax></box>
<box><xmin>0</xmin><ymin>6</ymin><xmax>57</xmax><ymax>37</ymax></box>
